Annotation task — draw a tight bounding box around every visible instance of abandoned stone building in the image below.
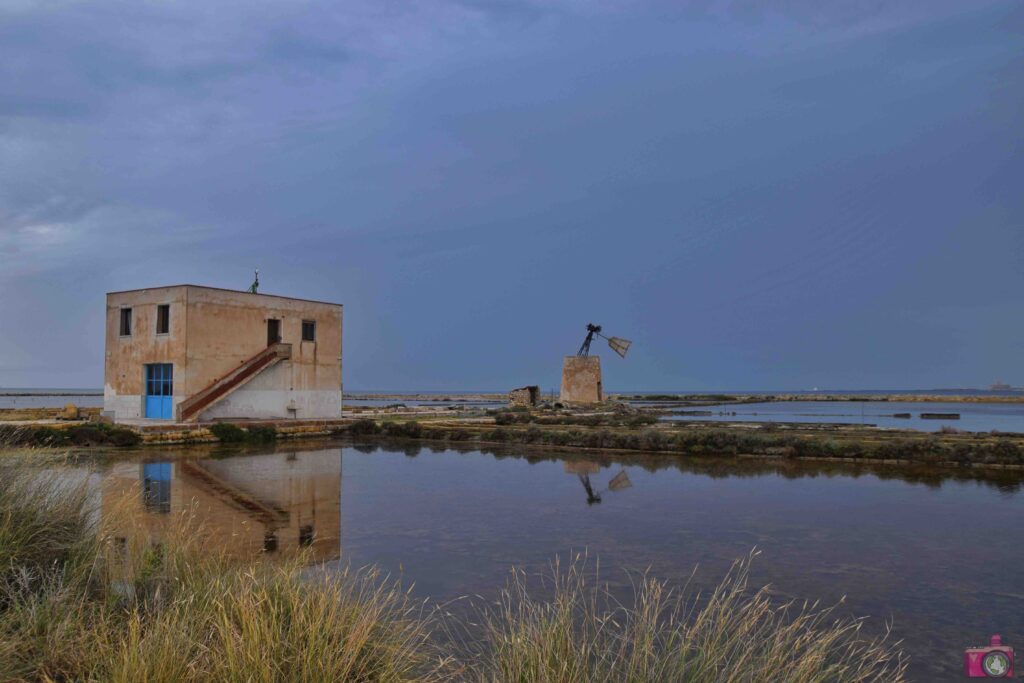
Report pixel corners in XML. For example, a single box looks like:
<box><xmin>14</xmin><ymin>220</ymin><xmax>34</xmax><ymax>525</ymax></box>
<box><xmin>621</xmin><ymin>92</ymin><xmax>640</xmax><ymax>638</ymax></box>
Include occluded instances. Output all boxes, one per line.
<box><xmin>508</xmin><ymin>385</ymin><xmax>540</xmax><ymax>407</ymax></box>
<box><xmin>103</xmin><ymin>285</ymin><xmax>342</xmax><ymax>422</ymax></box>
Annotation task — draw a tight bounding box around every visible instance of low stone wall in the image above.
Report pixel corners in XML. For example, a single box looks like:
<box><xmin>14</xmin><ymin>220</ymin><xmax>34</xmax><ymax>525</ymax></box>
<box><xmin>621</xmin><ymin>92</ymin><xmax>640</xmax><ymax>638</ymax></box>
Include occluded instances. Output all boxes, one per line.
<box><xmin>135</xmin><ymin>418</ymin><xmax>348</xmax><ymax>444</ymax></box>
<box><xmin>0</xmin><ymin>406</ymin><xmax>102</xmax><ymax>422</ymax></box>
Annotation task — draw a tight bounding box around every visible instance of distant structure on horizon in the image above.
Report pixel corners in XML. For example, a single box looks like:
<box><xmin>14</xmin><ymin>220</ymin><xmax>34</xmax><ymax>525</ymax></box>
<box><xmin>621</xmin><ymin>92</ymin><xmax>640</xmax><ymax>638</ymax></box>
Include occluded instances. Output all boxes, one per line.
<box><xmin>103</xmin><ymin>284</ymin><xmax>342</xmax><ymax>423</ymax></box>
<box><xmin>508</xmin><ymin>385</ymin><xmax>540</xmax><ymax>408</ymax></box>
<box><xmin>560</xmin><ymin>323</ymin><xmax>631</xmax><ymax>405</ymax></box>
<box><xmin>989</xmin><ymin>381</ymin><xmax>1016</xmax><ymax>392</ymax></box>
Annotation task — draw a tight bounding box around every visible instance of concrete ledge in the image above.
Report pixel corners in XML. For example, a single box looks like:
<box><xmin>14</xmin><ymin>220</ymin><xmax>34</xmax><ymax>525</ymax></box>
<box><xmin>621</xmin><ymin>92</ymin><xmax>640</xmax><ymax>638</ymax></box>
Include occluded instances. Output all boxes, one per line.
<box><xmin>122</xmin><ymin>418</ymin><xmax>349</xmax><ymax>444</ymax></box>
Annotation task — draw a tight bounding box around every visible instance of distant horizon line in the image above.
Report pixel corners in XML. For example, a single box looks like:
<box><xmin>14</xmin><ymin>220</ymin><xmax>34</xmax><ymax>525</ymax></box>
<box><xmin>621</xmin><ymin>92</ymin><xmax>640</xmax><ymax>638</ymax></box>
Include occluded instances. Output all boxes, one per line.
<box><xmin>2</xmin><ymin>386</ymin><xmax>1022</xmax><ymax>395</ymax></box>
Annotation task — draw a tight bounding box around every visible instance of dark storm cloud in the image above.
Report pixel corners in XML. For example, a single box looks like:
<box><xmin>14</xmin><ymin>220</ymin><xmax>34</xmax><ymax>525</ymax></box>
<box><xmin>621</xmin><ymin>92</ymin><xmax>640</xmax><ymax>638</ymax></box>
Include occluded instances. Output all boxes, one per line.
<box><xmin>0</xmin><ymin>0</ymin><xmax>1021</xmax><ymax>389</ymax></box>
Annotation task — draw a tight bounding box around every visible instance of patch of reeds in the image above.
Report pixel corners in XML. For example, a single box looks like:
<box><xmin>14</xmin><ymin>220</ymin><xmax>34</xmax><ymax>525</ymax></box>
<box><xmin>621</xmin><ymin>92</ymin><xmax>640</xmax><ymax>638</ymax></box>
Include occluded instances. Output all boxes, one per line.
<box><xmin>0</xmin><ymin>461</ymin><xmax>96</xmax><ymax>581</ymax></box>
<box><xmin>0</xmin><ymin>423</ymin><xmax>141</xmax><ymax>448</ymax></box>
<box><xmin>457</xmin><ymin>552</ymin><xmax>905</xmax><ymax>682</ymax></box>
<box><xmin>0</xmin><ymin>457</ymin><xmax>906</xmax><ymax>682</ymax></box>
<box><xmin>208</xmin><ymin>422</ymin><xmax>278</xmax><ymax>443</ymax></box>
<box><xmin>0</xmin><ymin>457</ymin><xmax>444</xmax><ymax>682</ymax></box>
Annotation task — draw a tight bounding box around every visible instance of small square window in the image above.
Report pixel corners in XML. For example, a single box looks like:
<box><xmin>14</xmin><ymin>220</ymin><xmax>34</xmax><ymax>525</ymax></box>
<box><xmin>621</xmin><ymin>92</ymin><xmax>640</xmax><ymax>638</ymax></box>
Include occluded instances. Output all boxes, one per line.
<box><xmin>156</xmin><ymin>304</ymin><xmax>170</xmax><ymax>335</ymax></box>
<box><xmin>299</xmin><ymin>525</ymin><xmax>314</xmax><ymax>547</ymax></box>
<box><xmin>301</xmin><ymin>320</ymin><xmax>316</xmax><ymax>342</ymax></box>
<box><xmin>119</xmin><ymin>308</ymin><xmax>132</xmax><ymax>336</ymax></box>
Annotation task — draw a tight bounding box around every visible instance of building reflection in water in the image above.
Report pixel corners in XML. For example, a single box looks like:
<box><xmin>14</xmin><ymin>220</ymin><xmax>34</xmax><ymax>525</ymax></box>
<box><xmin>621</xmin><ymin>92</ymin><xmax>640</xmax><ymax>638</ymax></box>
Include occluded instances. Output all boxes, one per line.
<box><xmin>102</xmin><ymin>449</ymin><xmax>342</xmax><ymax>563</ymax></box>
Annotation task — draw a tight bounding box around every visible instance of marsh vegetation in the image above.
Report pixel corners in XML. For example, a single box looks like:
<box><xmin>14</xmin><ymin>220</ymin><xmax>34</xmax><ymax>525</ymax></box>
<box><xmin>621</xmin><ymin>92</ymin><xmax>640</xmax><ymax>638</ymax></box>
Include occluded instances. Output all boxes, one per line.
<box><xmin>0</xmin><ymin>456</ymin><xmax>906</xmax><ymax>682</ymax></box>
<box><xmin>345</xmin><ymin>417</ymin><xmax>1024</xmax><ymax>467</ymax></box>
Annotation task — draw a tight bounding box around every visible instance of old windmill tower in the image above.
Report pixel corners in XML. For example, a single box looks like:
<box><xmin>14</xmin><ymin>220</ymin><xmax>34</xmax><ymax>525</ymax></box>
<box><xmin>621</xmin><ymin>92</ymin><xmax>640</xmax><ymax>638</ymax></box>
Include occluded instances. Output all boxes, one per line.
<box><xmin>560</xmin><ymin>323</ymin><xmax>631</xmax><ymax>404</ymax></box>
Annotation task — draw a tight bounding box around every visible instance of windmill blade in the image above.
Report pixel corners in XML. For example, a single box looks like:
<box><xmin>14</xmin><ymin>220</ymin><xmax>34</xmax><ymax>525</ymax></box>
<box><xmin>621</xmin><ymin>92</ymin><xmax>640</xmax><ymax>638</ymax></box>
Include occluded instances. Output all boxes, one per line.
<box><xmin>607</xmin><ymin>469</ymin><xmax>632</xmax><ymax>492</ymax></box>
<box><xmin>606</xmin><ymin>337</ymin><xmax>632</xmax><ymax>358</ymax></box>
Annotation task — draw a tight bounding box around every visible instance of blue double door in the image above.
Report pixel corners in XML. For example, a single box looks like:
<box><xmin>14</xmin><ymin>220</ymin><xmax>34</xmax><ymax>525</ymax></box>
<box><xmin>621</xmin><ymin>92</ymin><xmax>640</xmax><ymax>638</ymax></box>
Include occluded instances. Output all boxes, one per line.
<box><xmin>144</xmin><ymin>363</ymin><xmax>174</xmax><ymax>419</ymax></box>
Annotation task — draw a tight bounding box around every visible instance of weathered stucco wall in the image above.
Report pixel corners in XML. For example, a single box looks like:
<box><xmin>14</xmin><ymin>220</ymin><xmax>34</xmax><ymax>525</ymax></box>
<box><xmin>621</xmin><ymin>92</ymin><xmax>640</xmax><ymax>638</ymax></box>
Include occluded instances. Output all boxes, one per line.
<box><xmin>104</xmin><ymin>287</ymin><xmax>190</xmax><ymax>419</ymax></box>
<box><xmin>201</xmin><ymin>362</ymin><xmax>341</xmax><ymax>420</ymax></box>
<box><xmin>559</xmin><ymin>356</ymin><xmax>603</xmax><ymax>404</ymax></box>
<box><xmin>103</xmin><ymin>285</ymin><xmax>342</xmax><ymax>421</ymax></box>
<box><xmin>183</xmin><ymin>287</ymin><xmax>342</xmax><ymax>419</ymax></box>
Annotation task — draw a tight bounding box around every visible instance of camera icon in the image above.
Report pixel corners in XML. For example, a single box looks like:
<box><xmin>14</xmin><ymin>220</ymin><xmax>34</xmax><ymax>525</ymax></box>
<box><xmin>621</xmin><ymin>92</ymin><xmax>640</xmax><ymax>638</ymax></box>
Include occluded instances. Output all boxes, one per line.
<box><xmin>965</xmin><ymin>635</ymin><xmax>1014</xmax><ymax>678</ymax></box>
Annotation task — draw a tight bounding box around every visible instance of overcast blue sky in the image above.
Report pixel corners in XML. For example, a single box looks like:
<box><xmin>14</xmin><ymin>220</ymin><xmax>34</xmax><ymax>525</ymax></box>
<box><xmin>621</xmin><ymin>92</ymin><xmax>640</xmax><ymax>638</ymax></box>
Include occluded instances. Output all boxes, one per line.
<box><xmin>1</xmin><ymin>0</ymin><xmax>1021</xmax><ymax>391</ymax></box>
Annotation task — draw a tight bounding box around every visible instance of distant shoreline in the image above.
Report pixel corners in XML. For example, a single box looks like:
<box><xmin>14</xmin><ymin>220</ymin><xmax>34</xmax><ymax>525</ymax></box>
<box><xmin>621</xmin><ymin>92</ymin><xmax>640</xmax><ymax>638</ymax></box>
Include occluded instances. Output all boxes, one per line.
<box><xmin>0</xmin><ymin>392</ymin><xmax>103</xmax><ymax>397</ymax></box>
<box><xmin>4</xmin><ymin>389</ymin><xmax>1023</xmax><ymax>403</ymax></box>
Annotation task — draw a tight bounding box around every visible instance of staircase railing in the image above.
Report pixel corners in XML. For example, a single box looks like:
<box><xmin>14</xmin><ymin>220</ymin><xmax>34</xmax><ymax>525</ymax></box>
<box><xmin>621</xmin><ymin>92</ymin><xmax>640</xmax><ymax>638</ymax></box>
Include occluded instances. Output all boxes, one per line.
<box><xmin>176</xmin><ymin>342</ymin><xmax>292</xmax><ymax>422</ymax></box>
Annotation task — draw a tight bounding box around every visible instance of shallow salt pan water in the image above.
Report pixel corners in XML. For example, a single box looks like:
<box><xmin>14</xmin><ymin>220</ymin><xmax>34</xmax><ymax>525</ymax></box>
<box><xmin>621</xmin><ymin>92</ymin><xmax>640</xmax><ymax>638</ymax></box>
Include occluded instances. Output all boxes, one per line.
<box><xmin>75</xmin><ymin>442</ymin><xmax>1024</xmax><ymax>681</ymax></box>
<box><xmin>663</xmin><ymin>399</ymin><xmax>1024</xmax><ymax>432</ymax></box>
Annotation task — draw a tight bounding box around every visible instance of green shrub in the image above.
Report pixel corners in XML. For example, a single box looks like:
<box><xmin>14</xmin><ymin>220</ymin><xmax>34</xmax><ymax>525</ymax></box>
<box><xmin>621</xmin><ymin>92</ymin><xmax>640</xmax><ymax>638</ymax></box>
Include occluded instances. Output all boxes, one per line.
<box><xmin>381</xmin><ymin>421</ymin><xmax>423</xmax><ymax>439</ymax></box>
<box><xmin>208</xmin><ymin>423</ymin><xmax>277</xmax><ymax>444</ymax></box>
<box><xmin>484</xmin><ymin>428</ymin><xmax>509</xmax><ymax>442</ymax></box>
<box><xmin>0</xmin><ymin>424</ymin><xmax>141</xmax><ymax>448</ymax></box>
<box><xmin>107</xmin><ymin>429</ymin><xmax>142</xmax><ymax>447</ymax></box>
<box><xmin>626</xmin><ymin>414</ymin><xmax>658</xmax><ymax>428</ymax></box>
<box><xmin>347</xmin><ymin>419</ymin><xmax>381</xmax><ymax>435</ymax></box>
<box><xmin>494</xmin><ymin>411</ymin><xmax>531</xmax><ymax>426</ymax></box>
<box><xmin>208</xmin><ymin>423</ymin><xmax>247</xmax><ymax>443</ymax></box>
<box><xmin>246</xmin><ymin>425</ymin><xmax>277</xmax><ymax>443</ymax></box>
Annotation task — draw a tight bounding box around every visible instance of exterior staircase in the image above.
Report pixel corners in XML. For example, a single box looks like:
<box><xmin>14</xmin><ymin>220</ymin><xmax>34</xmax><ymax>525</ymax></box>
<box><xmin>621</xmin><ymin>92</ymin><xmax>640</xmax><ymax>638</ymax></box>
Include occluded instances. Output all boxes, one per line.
<box><xmin>179</xmin><ymin>460</ymin><xmax>289</xmax><ymax>527</ymax></box>
<box><xmin>176</xmin><ymin>342</ymin><xmax>292</xmax><ymax>422</ymax></box>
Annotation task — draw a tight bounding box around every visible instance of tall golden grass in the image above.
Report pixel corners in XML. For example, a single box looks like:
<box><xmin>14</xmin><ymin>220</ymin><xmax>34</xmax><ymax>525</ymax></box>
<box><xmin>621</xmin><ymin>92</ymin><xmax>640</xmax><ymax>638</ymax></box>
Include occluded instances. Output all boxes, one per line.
<box><xmin>456</xmin><ymin>553</ymin><xmax>905</xmax><ymax>682</ymax></box>
<box><xmin>0</xmin><ymin>458</ymin><xmax>905</xmax><ymax>682</ymax></box>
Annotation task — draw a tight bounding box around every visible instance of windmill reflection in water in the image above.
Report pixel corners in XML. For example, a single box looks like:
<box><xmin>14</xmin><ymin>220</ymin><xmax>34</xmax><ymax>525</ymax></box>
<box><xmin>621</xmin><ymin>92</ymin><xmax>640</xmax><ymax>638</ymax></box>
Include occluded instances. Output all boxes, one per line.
<box><xmin>565</xmin><ymin>460</ymin><xmax>633</xmax><ymax>505</ymax></box>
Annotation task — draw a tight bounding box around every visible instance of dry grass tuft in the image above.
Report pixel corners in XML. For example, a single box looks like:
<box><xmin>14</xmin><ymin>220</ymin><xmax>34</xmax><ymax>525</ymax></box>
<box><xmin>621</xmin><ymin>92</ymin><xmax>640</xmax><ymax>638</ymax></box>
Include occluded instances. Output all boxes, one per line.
<box><xmin>455</xmin><ymin>551</ymin><xmax>906</xmax><ymax>683</ymax></box>
<box><xmin>0</xmin><ymin>458</ymin><xmax>445</xmax><ymax>682</ymax></box>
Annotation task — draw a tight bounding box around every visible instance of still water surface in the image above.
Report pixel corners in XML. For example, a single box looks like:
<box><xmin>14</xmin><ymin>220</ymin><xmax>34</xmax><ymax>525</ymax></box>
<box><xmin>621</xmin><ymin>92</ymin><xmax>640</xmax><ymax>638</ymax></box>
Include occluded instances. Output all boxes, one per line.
<box><xmin>0</xmin><ymin>391</ymin><xmax>103</xmax><ymax>409</ymax></box>
<box><xmin>76</xmin><ymin>441</ymin><xmax>1023</xmax><ymax>681</ymax></box>
<box><xmin>665</xmin><ymin>400</ymin><xmax>1024</xmax><ymax>432</ymax></box>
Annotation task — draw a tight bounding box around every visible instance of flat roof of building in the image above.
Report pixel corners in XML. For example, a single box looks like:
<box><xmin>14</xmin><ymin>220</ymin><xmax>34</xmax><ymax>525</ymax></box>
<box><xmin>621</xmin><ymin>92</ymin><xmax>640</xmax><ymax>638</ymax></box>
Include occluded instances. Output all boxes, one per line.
<box><xmin>105</xmin><ymin>284</ymin><xmax>342</xmax><ymax>307</ymax></box>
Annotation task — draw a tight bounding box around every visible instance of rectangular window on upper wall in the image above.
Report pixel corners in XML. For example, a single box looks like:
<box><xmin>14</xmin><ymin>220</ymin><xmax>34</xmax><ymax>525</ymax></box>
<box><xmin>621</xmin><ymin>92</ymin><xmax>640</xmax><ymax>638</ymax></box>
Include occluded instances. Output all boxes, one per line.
<box><xmin>301</xmin><ymin>320</ymin><xmax>316</xmax><ymax>342</ymax></box>
<box><xmin>119</xmin><ymin>308</ymin><xmax>132</xmax><ymax>336</ymax></box>
<box><xmin>156</xmin><ymin>304</ymin><xmax>170</xmax><ymax>334</ymax></box>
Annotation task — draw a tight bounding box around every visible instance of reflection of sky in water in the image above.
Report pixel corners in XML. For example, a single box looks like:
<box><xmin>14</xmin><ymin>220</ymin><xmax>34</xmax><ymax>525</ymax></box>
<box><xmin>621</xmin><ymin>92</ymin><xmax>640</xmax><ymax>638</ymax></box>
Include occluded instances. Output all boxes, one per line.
<box><xmin>0</xmin><ymin>394</ymin><xmax>103</xmax><ymax>408</ymax></box>
<box><xmin>75</xmin><ymin>443</ymin><xmax>1024</xmax><ymax>680</ymax></box>
<box><xmin>343</xmin><ymin>398</ymin><xmax>500</xmax><ymax>408</ymax></box>
<box><xmin>334</xmin><ymin>444</ymin><xmax>1023</xmax><ymax>682</ymax></box>
<box><xmin>664</xmin><ymin>400</ymin><xmax>1024</xmax><ymax>432</ymax></box>
<box><xmin>344</xmin><ymin>397</ymin><xmax>503</xmax><ymax>409</ymax></box>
